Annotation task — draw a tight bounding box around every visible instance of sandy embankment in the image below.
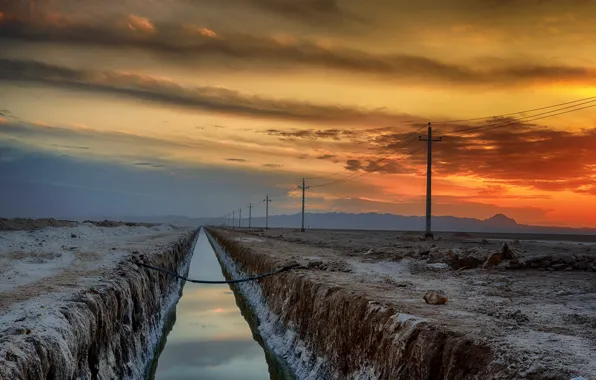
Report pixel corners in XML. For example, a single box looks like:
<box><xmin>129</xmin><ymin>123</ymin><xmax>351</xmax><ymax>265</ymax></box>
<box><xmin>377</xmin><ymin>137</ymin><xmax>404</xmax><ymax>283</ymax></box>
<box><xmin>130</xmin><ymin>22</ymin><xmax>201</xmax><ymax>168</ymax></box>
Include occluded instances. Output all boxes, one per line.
<box><xmin>0</xmin><ymin>220</ymin><xmax>198</xmax><ymax>380</ymax></box>
<box><xmin>208</xmin><ymin>227</ymin><xmax>596</xmax><ymax>380</ymax></box>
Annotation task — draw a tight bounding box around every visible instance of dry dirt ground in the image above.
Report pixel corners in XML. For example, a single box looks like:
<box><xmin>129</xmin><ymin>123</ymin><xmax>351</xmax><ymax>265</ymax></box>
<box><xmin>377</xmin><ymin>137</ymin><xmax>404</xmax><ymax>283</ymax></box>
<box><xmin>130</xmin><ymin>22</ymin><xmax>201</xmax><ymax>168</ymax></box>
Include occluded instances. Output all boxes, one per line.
<box><xmin>231</xmin><ymin>227</ymin><xmax>596</xmax><ymax>379</ymax></box>
<box><xmin>0</xmin><ymin>220</ymin><xmax>193</xmax><ymax>325</ymax></box>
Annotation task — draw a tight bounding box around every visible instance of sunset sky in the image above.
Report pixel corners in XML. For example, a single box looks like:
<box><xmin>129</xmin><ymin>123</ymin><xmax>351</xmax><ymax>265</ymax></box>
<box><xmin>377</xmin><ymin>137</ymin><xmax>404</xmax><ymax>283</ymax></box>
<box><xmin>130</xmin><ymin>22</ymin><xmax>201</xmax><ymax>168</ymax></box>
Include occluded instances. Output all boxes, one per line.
<box><xmin>1</xmin><ymin>0</ymin><xmax>596</xmax><ymax>227</ymax></box>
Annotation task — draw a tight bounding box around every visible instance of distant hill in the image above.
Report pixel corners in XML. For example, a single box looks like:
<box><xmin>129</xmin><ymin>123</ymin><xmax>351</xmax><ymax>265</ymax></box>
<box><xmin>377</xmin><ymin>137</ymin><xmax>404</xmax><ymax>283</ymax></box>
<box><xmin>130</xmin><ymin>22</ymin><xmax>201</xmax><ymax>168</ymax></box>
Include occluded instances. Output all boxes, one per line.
<box><xmin>110</xmin><ymin>212</ymin><xmax>596</xmax><ymax>235</ymax></box>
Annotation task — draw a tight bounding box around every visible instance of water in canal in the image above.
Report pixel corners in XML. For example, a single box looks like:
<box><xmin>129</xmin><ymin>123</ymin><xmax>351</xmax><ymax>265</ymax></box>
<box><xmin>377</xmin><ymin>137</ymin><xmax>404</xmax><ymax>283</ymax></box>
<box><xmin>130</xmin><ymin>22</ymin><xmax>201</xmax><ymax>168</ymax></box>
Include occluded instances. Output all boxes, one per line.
<box><xmin>149</xmin><ymin>229</ymin><xmax>293</xmax><ymax>380</ymax></box>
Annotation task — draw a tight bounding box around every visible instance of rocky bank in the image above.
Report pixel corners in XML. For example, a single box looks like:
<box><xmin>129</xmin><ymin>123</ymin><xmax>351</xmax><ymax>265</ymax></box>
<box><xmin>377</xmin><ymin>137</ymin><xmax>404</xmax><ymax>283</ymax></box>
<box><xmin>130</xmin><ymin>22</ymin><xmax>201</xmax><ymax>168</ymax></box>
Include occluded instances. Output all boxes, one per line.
<box><xmin>0</xmin><ymin>224</ymin><xmax>198</xmax><ymax>380</ymax></box>
<box><xmin>207</xmin><ymin>227</ymin><xmax>596</xmax><ymax>380</ymax></box>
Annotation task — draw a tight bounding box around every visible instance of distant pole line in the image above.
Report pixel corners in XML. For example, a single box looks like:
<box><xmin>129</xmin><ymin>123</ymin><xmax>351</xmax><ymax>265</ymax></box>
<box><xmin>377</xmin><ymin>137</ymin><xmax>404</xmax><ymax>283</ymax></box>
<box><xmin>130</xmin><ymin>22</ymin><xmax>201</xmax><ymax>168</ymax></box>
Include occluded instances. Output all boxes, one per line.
<box><xmin>220</xmin><ymin>96</ymin><xmax>596</xmax><ymax>233</ymax></box>
<box><xmin>418</xmin><ymin>122</ymin><xmax>442</xmax><ymax>239</ymax></box>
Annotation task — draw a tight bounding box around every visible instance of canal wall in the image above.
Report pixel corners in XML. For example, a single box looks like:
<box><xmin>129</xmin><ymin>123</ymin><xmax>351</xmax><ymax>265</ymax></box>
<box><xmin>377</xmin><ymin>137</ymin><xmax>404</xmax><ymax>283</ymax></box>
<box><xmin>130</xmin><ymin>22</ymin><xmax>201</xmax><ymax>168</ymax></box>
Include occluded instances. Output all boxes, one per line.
<box><xmin>207</xmin><ymin>228</ymin><xmax>499</xmax><ymax>380</ymax></box>
<box><xmin>0</xmin><ymin>228</ymin><xmax>198</xmax><ymax>380</ymax></box>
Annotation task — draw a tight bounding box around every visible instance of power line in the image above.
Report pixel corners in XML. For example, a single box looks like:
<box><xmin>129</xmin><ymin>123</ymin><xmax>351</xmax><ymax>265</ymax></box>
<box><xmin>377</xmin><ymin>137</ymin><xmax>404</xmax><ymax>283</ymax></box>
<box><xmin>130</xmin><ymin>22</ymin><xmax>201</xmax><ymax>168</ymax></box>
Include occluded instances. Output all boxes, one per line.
<box><xmin>444</xmin><ymin>100</ymin><xmax>596</xmax><ymax>136</ymax></box>
<box><xmin>223</xmin><ymin>95</ymin><xmax>596</xmax><ymax>230</ymax></box>
<box><xmin>432</xmin><ymin>96</ymin><xmax>596</xmax><ymax>125</ymax></box>
<box><xmin>303</xmin><ymin>99</ymin><xmax>596</xmax><ymax>190</ymax></box>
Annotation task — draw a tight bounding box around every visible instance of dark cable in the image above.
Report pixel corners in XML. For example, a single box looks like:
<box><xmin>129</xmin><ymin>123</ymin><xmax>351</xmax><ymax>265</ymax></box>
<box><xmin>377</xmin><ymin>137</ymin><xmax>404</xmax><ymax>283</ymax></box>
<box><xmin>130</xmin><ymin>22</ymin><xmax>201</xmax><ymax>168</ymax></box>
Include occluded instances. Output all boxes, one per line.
<box><xmin>433</xmin><ymin>96</ymin><xmax>596</xmax><ymax>125</ymax></box>
<box><xmin>136</xmin><ymin>261</ymin><xmax>300</xmax><ymax>284</ymax></box>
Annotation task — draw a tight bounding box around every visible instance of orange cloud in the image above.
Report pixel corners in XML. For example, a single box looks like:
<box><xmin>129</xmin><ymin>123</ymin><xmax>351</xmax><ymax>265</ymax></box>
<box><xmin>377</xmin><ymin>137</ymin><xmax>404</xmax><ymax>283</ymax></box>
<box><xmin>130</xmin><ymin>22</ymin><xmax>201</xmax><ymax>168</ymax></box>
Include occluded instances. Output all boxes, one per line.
<box><xmin>198</xmin><ymin>27</ymin><xmax>218</xmax><ymax>39</ymax></box>
<box><xmin>126</xmin><ymin>15</ymin><xmax>155</xmax><ymax>33</ymax></box>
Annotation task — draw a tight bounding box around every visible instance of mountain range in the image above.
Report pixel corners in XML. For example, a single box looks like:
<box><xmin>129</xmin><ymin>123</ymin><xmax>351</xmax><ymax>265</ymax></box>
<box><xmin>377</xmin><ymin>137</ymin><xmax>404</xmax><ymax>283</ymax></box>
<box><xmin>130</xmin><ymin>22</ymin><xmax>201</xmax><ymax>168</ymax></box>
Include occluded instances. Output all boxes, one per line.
<box><xmin>89</xmin><ymin>212</ymin><xmax>596</xmax><ymax>235</ymax></box>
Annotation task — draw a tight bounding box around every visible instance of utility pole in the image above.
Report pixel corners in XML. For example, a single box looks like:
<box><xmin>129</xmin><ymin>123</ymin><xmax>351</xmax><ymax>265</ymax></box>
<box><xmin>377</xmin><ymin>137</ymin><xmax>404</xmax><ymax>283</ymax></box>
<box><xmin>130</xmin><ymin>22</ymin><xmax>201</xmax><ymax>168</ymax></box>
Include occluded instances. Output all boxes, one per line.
<box><xmin>248</xmin><ymin>203</ymin><xmax>253</xmax><ymax>228</ymax></box>
<box><xmin>238</xmin><ymin>208</ymin><xmax>242</xmax><ymax>228</ymax></box>
<box><xmin>298</xmin><ymin>178</ymin><xmax>310</xmax><ymax>232</ymax></box>
<box><xmin>263</xmin><ymin>195</ymin><xmax>271</xmax><ymax>229</ymax></box>
<box><xmin>418</xmin><ymin>122</ymin><xmax>442</xmax><ymax>239</ymax></box>
<box><xmin>232</xmin><ymin>210</ymin><xmax>235</xmax><ymax>230</ymax></box>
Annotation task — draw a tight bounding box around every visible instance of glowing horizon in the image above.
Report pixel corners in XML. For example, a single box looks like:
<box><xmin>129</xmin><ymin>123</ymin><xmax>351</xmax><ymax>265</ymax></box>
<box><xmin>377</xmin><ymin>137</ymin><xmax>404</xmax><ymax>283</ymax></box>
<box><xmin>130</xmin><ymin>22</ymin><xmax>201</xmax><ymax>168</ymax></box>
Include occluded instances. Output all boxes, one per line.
<box><xmin>1</xmin><ymin>1</ymin><xmax>596</xmax><ymax>227</ymax></box>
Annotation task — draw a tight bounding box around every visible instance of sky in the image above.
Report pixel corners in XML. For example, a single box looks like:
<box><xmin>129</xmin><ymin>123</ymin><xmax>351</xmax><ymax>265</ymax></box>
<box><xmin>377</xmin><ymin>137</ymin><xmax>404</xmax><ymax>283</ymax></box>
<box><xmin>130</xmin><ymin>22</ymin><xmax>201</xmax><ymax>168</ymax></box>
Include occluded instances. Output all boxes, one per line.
<box><xmin>1</xmin><ymin>0</ymin><xmax>596</xmax><ymax>227</ymax></box>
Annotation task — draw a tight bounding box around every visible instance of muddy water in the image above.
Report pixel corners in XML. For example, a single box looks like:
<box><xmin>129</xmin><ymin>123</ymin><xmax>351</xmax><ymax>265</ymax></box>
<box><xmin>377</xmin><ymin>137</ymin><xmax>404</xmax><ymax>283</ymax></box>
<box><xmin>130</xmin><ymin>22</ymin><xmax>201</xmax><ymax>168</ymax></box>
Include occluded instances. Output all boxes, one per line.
<box><xmin>149</xmin><ymin>229</ymin><xmax>292</xmax><ymax>380</ymax></box>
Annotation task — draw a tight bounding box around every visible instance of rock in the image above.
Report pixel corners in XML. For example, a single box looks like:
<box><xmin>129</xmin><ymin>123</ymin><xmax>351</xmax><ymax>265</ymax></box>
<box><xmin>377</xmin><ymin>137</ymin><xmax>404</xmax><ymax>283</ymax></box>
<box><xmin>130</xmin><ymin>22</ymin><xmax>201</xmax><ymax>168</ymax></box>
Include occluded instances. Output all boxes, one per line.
<box><xmin>550</xmin><ymin>263</ymin><xmax>566</xmax><ymax>270</ymax></box>
<box><xmin>446</xmin><ymin>250</ymin><xmax>485</xmax><ymax>270</ymax></box>
<box><xmin>427</xmin><ymin>263</ymin><xmax>450</xmax><ymax>271</ymax></box>
<box><xmin>480</xmin><ymin>239</ymin><xmax>489</xmax><ymax>244</ymax></box>
<box><xmin>560</xmin><ymin>254</ymin><xmax>576</xmax><ymax>265</ymax></box>
<box><xmin>71</xmin><ymin>233</ymin><xmax>77</xmax><ymax>238</ymax></box>
<box><xmin>500</xmin><ymin>242</ymin><xmax>515</xmax><ymax>260</ymax></box>
<box><xmin>573</xmin><ymin>262</ymin><xmax>589</xmax><ymax>270</ymax></box>
<box><xmin>483</xmin><ymin>252</ymin><xmax>502</xmax><ymax>269</ymax></box>
<box><xmin>510</xmin><ymin>310</ymin><xmax>529</xmax><ymax>323</ymax></box>
<box><xmin>507</xmin><ymin>262</ymin><xmax>524</xmax><ymax>269</ymax></box>
<box><xmin>423</xmin><ymin>290</ymin><xmax>448</xmax><ymax>305</ymax></box>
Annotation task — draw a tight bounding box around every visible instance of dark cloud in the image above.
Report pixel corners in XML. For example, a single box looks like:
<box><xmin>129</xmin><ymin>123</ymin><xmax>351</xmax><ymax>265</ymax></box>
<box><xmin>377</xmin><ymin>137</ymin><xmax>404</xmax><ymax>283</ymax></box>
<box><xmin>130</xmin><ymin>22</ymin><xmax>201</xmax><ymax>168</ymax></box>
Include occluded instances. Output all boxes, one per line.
<box><xmin>343</xmin><ymin>157</ymin><xmax>412</xmax><ymax>174</ymax></box>
<box><xmin>225</xmin><ymin>158</ymin><xmax>249</xmax><ymax>162</ymax></box>
<box><xmin>2</xmin><ymin>14</ymin><xmax>596</xmax><ymax>86</ymax></box>
<box><xmin>264</xmin><ymin>128</ymin><xmax>365</xmax><ymax>141</ymax></box>
<box><xmin>316</xmin><ymin>154</ymin><xmax>335</xmax><ymax>160</ymax></box>
<box><xmin>345</xmin><ymin>159</ymin><xmax>360</xmax><ymax>171</ymax></box>
<box><xmin>133</xmin><ymin>162</ymin><xmax>164</xmax><ymax>168</ymax></box>
<box><xmin>51</xmin><ymin>144</ymin><xmax>90</xmax><ymax>150</ymax></box>
<box><xmin>360</xmin><ymin>119</ymin><xmax>596</xmax><ymax>193</ymax></box>
<box><xmin>217</xmin><ymin>0</ymin><xmax>346</xmax><ymax>22</ymax></box>
<box><xmin>0</xmin><ymin>58</ymin><xmax>414</xmax><ymax>125</ymax></box>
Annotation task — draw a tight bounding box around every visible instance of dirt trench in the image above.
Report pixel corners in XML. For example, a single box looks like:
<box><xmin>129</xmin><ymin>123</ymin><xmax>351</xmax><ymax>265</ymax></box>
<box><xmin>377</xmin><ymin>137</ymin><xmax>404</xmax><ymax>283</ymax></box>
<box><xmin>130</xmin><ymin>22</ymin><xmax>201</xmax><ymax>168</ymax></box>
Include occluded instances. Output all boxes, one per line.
<box><xmin>0</xmin><ymin>229</ymin><xmax>198</xmax><ymax>380</ymax></box>
<box><xmin>207</xmin><ymin>229</ymin><xmax>508</xmax><ymax>380</ymax></box>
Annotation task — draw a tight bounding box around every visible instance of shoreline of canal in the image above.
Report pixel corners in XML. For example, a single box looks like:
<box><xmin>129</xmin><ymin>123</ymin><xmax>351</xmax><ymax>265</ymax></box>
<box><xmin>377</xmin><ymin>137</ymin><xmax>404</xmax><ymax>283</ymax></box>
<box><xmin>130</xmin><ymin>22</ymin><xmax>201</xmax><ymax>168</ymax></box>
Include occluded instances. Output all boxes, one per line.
<box><xmin>151</xmin><ymin>228</ymin><xmax>295</xmax><ymax>380</ymax></box>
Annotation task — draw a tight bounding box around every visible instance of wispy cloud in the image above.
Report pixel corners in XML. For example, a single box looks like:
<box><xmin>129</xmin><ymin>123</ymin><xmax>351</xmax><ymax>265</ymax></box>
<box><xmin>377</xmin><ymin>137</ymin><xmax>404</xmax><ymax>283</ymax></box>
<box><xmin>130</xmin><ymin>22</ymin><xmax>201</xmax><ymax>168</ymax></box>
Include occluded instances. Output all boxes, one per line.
<box><xmin>225</xmin><ymin>158</ymin><xmax>249</xmax><ymax>162</ymax></box>
<box><xmin>134</xmin><ymin>161</ymin><xmax>164</xmax><ymax>168</ymax></box>
<box><xmin>51</xmin><ymin>144</ymin><xmax>90</xmax><ymax>150</ymax></box>
<box><xmin>0</xmin><ymin>58</ymin><xmax>417</xmax><ymax>125</ymax></box>
<box><xmin>342</xmin><ymin>119</ymin><xmax>596</xmax><ymax>194</ymax></box>
<box><xmin>316</xmin><ymin>154</ymin><xmax>335</xmax><ymax>160</ymax></box>
<box><xmin>3</xmin><ymin>13</ymin><xmax>596</xmax><ymax>86</ymax></box>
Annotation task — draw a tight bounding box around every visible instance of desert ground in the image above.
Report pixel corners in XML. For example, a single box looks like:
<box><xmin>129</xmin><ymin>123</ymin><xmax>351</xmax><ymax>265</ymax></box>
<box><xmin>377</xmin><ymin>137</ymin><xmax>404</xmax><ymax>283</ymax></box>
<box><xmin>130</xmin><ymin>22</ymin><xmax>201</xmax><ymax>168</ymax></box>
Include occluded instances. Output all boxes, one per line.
<box><xmin>0</xmin><ymin>218</ymin><xmax>193</xmax><ymax>327</ymax></box>
<box><xmin>228</xmin><ymin>227</ymin><xmax>596</xmax><ymax>378</ymax></box>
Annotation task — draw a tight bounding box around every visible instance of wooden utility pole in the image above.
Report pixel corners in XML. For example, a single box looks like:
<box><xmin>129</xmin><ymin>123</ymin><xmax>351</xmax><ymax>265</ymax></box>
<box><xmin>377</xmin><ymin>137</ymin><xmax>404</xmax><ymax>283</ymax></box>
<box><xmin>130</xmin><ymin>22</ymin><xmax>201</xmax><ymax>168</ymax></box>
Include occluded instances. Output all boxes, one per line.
<box><xmin>238</xmin><ymin>208</ymin><xmax>242</xmax><ymax>228</ymax></box>
<box><xmin>248</xmin><ymin>203</ymin><xmax>253</xmax><ymax>228</ymax></box>
<box><xmin>418</xmin><ymin>122</ymin><xmax>442</xmax><ymax>239</ymax></box>
<box><xmin>263</xmin><ymin>196</ymin><xmax>271</xmax><ymax>229</ymax></box>
<box><xmin>298</xmin><ymin>178</ymin><xmax>310</xmax><ymax>232</ymax></box>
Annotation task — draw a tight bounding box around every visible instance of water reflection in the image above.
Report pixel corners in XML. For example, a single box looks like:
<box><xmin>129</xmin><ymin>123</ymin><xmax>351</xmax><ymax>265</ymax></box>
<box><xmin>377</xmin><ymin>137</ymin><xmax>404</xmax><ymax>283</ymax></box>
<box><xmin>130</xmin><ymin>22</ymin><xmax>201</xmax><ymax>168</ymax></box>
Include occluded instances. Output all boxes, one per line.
<box><xmin>151</xmin><ymin>230</ymin><xmax>287</xmax><ymax>380</ymax></box>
